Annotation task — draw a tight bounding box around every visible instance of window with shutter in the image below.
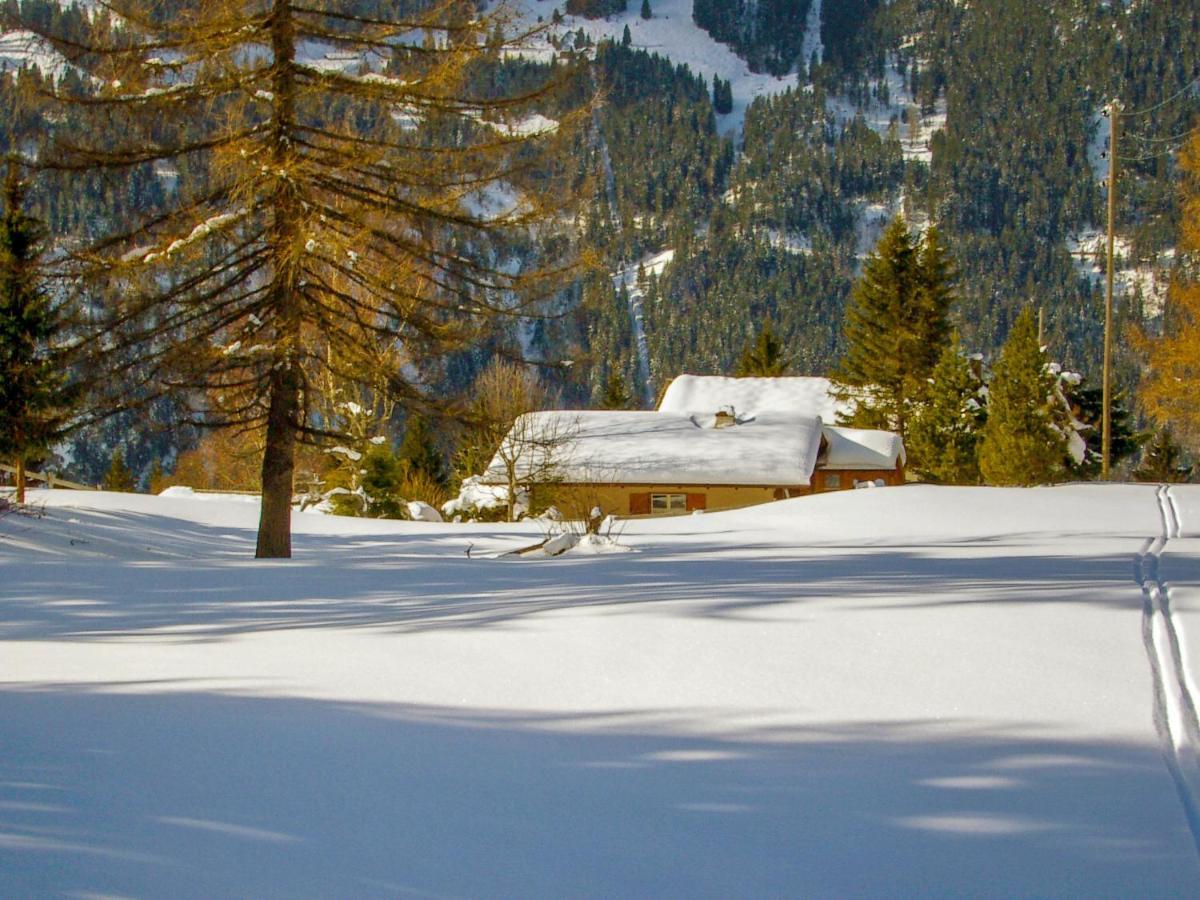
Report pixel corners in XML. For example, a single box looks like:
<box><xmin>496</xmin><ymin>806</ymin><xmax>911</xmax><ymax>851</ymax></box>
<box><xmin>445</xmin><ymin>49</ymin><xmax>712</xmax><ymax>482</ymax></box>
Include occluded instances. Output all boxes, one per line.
<box><xmin>651</xmin><ymin>493</ymin><xmax>687</xmax><ymax>513</ymax></box>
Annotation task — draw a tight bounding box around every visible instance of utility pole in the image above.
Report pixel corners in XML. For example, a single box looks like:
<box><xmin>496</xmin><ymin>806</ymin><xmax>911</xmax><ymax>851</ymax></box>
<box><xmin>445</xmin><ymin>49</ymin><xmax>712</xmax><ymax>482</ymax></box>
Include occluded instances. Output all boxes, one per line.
<box><xmin>1102</xmin><ymin>98</ymin><xmax>1120</xmax><ymax>481</ymax></box>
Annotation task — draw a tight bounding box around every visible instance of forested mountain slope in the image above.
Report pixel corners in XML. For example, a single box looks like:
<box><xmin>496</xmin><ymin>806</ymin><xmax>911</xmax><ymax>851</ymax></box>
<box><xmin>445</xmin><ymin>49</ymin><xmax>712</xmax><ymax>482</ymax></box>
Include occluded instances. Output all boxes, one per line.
<box><xmin>1</xmin><ymin>0</ymin><xmax>1197</xmax><ymax>482</ymax></box>
<box><xmin>526</xmin><ymin>0</ymin><xmax>1198</xmax><ymax>406</ymax></box>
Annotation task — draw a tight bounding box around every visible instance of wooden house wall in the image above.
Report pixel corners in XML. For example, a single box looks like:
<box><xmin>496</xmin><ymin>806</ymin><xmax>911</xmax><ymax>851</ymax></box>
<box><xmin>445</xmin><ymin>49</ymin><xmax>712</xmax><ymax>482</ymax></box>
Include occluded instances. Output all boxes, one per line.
<box><xmin>537</xmin><ymin>463</ymin><xmax>903</xmax><ymax>518</ymax></box>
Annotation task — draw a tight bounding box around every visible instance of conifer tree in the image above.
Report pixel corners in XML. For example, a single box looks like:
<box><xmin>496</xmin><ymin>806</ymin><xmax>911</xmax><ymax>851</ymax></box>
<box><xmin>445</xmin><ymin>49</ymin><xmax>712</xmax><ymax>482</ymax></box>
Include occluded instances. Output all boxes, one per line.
<box><xmin>1133</xmin><ymin>428</ymin><xmax>1194</xmax><ymax>483</ymax></box>
<box><xmin>19</xmin><ymin>1</ymin><xmax>583</xmax><ymax>556</ymax></box>
<box><xmin>1059</xmin><ymin>382</ymin><xmax>1143</xmax><ymax>478</ymax></box>
<box><xmin>398</xmin><ymin>413</ymin><xmax>447</xmax><ymax>488</ymax></box>
<box><xmin>712</xmin><ymin>77</ymin><xmax>733</xmax><ymax>116</ymax></box>
<box><xmin>0</xmin><ymin>156</ymin><xmax>73</xmax><ymax>504</ymax></box>
<box><xmin>147</xmin><ymin>458</ymin><xmax>166</xmax><ymax>494</ymax></box>
<box><xmin>599</xmin><ymin>369</ymin><xmax>632</xmax><ymax>409</ymax></box>
<box><xmin>978</xmin><ymin>308</ymin><xmax>1067</xmax><ymax>486</ymax></box>
<box><xmin>103</xmin><ymin>449</ymin><xmax>136</xmax><ymax>492</ymax></box>
<box><xmin>734</xmin><ymin>322</ymin><xmax>789</xmax><ymax>376</ymax></box>
<box><xmin>353</xmin><ymin>445</ymin><xmax>408</xmax><ymax>519</ymax></box>
<box><xmin>907</xmin><ymin>336</ymin><xmax>985</xmax><ymax>483</ymax></box>
<box><xmin>641</xmin><ymin>0</ymin><xmax>652</xmax><ymax>19</ymax></box>
<box><xmin>913</xmin><ymin>224</ymin><xmax>955</xmax><ymax>379</ymax></box>
<box><xmin>835</xmin><ymin>217</ymin><xmax>956</xmax><ymax>439</ymax></box>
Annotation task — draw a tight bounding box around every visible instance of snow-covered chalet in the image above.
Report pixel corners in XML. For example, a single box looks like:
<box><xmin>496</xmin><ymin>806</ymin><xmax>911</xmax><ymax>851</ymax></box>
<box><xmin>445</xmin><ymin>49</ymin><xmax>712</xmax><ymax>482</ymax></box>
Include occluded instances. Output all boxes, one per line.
<box><xmin>480</xmin><ymin>375</ymin><xmax>906</xmax><ymax>516</ymax></box>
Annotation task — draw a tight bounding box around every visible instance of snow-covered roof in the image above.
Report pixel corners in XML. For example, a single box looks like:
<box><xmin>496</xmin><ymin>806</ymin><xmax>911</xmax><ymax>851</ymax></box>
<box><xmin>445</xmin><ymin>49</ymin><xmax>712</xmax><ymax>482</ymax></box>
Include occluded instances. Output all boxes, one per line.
<box><xmin>482</xmin><ymin>410</ymin><xmax>824</xmax><ymax>487</ymax></box>
<box><xmin>658</xmin><ymin>374</ymin><xmax>852</xmax><ymax>422</ymax></box>
<box><xmin>822</xmin><ymin>426</ymin><xmax>906</xmax><ymax>470</ymax></box>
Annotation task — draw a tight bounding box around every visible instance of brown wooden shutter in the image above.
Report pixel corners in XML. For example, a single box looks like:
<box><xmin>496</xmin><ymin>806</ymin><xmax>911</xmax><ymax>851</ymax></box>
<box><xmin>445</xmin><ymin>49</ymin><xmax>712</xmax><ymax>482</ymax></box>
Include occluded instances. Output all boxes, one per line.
<box><xmin>629</xmin><ymin>492</ymin><xmax>651</xmax><ymax>515</ymax></box>
<box><xmin>685</xmin><ymin>493</ymin><xmax>707</xmax><ymax>511</ymax></box>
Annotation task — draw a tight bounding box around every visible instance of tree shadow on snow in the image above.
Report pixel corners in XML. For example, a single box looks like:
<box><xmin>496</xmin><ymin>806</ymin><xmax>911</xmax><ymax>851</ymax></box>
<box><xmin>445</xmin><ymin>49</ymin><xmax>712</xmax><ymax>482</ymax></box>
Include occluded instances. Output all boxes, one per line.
<box><xmin>0</xmin><ymin>526</ymin><xmax>1165</xmax><ymax>641</ymax></box>
<box><xmin>0</xmin><ymin>685</ymin><xmax>1196</xmax><ymax>899</ymax></box>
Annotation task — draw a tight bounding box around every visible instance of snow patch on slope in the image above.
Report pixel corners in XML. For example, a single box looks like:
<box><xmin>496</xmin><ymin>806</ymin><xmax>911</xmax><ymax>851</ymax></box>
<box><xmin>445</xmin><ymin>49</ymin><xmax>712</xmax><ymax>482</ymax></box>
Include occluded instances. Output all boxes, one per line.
<box><xmin>613</xmin><ymin>248</ymin><xmax>674</xmax><ymax>404</ymax></box>
<box><xmin>801</xmin><ymin>0</ymin><xmax>824</xmax><ymax>67</ymax></box>
<box><xmin>1067</xmin><ymin>230</ymin><xmax>1174</xmax><ymax>316</ymax></box>
<box><xmin>0</xmin><ymin>30</ymin><xmax>77</xmax><ymax>81</ymax></box>
<box><xmin>826</xmin><ymin>54</ymin><xmax>946</xmax><ymax>164</ymax></box>
<box><xmin>762</xmin><ymin>228</ymin><xmax>812</xmax><ymax>255</ymax></box>
<box><xmin>1079</xmin><ymin>109</ymin><xmax>1174</xmax><ymax>317</ymax></box>
<box><xmin>501</xmin><ymin>0</ymin><xmax>802</xmax><ymax>138</ymax></box>
<box><xmin>461</xmin><ymin>180</ymin><xmax>524</xmax><ymax>222</ymax></box>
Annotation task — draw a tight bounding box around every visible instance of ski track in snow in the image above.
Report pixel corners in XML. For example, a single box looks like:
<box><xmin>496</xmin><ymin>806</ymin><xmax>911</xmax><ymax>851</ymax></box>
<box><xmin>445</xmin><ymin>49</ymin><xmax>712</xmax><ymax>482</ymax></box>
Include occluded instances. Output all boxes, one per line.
<box><xmin>1139</xmin><ymin>484</ymin><xmax>1200</xmax><ymax>855</ymax></box>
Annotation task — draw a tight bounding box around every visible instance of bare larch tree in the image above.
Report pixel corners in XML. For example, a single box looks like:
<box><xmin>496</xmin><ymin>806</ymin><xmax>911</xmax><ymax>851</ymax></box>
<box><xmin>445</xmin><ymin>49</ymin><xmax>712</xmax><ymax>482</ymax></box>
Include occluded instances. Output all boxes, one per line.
<box><xmin>12</xmin><ymin>0</ymin><xmax>586</xmax><ymax>555</ymax></box>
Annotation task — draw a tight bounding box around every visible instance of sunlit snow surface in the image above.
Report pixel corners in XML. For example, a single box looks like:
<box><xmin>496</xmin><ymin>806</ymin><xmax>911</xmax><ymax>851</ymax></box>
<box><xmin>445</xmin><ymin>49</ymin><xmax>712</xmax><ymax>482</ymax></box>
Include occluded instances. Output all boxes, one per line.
<box><xmin>2</xmin><ymin>484</ymin><xmax>1200</xmax><ymax>896</ymax></box>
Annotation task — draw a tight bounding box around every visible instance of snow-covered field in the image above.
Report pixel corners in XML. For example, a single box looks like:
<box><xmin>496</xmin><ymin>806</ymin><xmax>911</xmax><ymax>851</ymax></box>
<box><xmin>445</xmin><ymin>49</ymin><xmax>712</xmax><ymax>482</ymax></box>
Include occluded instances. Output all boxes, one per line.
<box><xmin>2</xmin><ymin>484</ymin><xmax>1200</xmax><ymax>896</ymax></box>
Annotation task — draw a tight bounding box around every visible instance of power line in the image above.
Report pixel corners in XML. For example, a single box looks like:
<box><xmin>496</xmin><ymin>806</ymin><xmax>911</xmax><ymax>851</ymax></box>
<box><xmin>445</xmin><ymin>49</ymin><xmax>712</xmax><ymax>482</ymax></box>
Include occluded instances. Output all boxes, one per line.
<box><xmin>1119</xmin><ymin>144</ymin><xmax>1192</xmax><ymax>163</ymax></box>
<box><xmin>1119</xmin><ymin>149</ymin><xmax>1184</xmax><ymax>164</ymax></box>
<box><xmin>1118</xmin><ymin>155</ymin><xmax>1170</xmax><ymax>165</ymax></box>
<box><xmin>1124</xmin><ymin>124</ymin><xmax>1200</xmax><ymax>146</ymax></box>
<box><xmin>1122</xmin><ymin>75</ymin><xmax>1200</xmax><ymax>118</ymax></box>
<box><xmin>1115</xmin><ymin>124</ymin><xmax>1200</xmax><ymax>163</ymax></box>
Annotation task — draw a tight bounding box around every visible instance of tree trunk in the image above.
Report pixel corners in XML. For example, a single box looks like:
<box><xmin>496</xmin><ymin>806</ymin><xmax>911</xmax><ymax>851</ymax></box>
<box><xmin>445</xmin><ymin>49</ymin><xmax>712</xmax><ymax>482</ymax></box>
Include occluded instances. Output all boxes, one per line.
<box><xmin>256</xmin><ymin>1</ymin><xmax>300</xmax><ymax>560</ymax></box>
<box><xmin>16</xmin><ymin>457</ymin><xmax>26</xmax><ymax>505</ymax></box>
<box><xmin>256</xmin><ymin>365</ymin><xmax>299</xmax><ymax>558</ymax></box>
<box><xmin>506</xmin><ymin>460</ymin><xmax>518</xmax><ymax>522</ymax></box>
